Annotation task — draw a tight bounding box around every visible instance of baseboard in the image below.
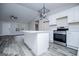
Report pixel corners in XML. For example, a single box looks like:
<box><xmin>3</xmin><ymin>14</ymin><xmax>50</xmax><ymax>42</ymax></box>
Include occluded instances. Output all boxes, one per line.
<box><xmin>67</xmin><ymin>45</ymin><xmax>78</xmax><ymax>50</ymax></box>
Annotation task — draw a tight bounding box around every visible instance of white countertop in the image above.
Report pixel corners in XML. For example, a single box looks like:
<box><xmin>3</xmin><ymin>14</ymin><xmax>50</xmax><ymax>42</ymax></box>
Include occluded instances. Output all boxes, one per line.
<box><xmin>0</xmin><ymin>32</ymin><xmax>24</xmax><ymax>36</ymax></box>
<box><xmin>22</xmin><ymin>31</ymin><xmax>49</xmax><ymax>33</ymax></box>
<box><xmin>0</xmin><ymin>31</ymin><xmax>50</xmax><ymax>36</ymax></box>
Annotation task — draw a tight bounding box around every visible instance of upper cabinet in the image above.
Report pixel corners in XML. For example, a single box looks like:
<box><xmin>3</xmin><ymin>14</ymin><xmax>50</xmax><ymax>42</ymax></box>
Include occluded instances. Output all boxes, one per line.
<box><xmin>48</xmin><ymin>5</ymin><xmax>79</xmax><ymax>25</ymax></box>
<box><xmin>56</xmin><ymin>16</ymin><xmax>68</xmax><ymax>28</ymax></box>
<box><xmin>74</xmin><ymin>6</ymin><xmax>79</xmax><ymax>22</ymax></box>
<box><xmin>48</xmin><ymin>8</ymin><xmax>69</xmax><ymax>26</ymax></box>
<box><xmin>67</xmin><ymin>7</ymin><xmax>74</xmax><ymax>23</ymax></box>
<box><xmin>68</xmin><ymin>6</ymin><xmax>79</xmax><ymax>23</ymax></box>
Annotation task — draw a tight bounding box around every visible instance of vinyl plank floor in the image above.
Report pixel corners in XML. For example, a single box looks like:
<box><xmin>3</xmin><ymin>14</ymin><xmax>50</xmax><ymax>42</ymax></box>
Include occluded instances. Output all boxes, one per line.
<box><xmin>0</xmin><ymin>40</ymin><xmax>77</xmax><ymax>56</ymax></box>
<box><xmin>40</xmin><ymin>42</ymin><xmax>77</xmax><ymax>56</ymax></box>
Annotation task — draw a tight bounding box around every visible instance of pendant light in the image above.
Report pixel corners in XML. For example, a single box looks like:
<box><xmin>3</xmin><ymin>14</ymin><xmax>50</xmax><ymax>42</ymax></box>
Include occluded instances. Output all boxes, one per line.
<box><xmin>38</xmin><ymin>3</ymin><xmax>50</xmax><ymax>21</ymax></box>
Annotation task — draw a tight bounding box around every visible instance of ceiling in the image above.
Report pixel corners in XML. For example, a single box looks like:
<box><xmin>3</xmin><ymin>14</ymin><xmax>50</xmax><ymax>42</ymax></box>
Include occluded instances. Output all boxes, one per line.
<box><xmin>19</xmin><ymin>3</ymin><xmax>79</xmax><ymax>14</ymax></box>
<box><xmin>0</xmin><ymin>3</ymin><xmax>79</xmax><ymax>23</ymax></box>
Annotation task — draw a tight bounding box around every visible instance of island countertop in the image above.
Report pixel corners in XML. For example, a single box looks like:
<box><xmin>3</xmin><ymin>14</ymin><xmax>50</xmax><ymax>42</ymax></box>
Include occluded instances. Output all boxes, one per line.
<box><xmin>0</xmin><ymin>32</ymin><xmax>24</xmax><ymax>36</ymax></box>
<box><xmin>0</xmin><ymin>31</ymin><xmax>50</xmax><ymax>36</ymax></box>
<box><xmin>22</xmin><ymin>31</ymin><xmax>50</xmax><ymax>33</ymax></box>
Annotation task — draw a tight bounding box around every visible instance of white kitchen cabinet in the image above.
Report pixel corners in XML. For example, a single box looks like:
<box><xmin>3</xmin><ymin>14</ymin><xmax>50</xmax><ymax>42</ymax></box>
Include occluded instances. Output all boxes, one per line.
<box><xmin>24</xmin><ymin>31</ymin><xmax>49</xmax><ymax>55</ymax></box>
<box><xmin>48</xmin><ymin>9</ymin><xmax>69</xmax><ymax>26</ymax></box>
<box><xmin>67</xmin><ymin>7</ymin><xmax>75</xmax><ymax>23</ymax></box>
<box><xmin>67</xmin><ymin>31</ymin><xmax>79</xmax><ymax>50</ymax></box>
<box><xmin>48</xmin><ymin>6</ymin><xmax>79</xmax><ymax>24</ymax></box>
<box><xmin>56</xmin><ymin>16</ymin><xmax>68</xmax><ymax>27</ymax></box>
<box><xmin>74</xmin><ymin>6</ymin><xmax>79</xmax><ymax>22</ymax></box>
<box><xmin>68</xmin><ymin>6</ymin><xmax>79</xmax><ymax>23</ymax></box>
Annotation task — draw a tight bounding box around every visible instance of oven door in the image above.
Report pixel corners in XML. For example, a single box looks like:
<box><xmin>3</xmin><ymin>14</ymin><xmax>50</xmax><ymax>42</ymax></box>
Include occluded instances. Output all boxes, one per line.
<box><xmin>54</xmin><ymin>33</ymin><xmax>66</xmax><ymax>43</ymax></box>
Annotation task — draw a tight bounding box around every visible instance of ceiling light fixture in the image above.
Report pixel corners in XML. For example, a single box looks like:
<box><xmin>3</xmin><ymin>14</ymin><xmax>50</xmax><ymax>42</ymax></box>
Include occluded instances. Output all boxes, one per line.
<box><xmin>10</xmin><ymin>15</ymin><xmax>18</xmax><ymax>22</ymax></box>
<box><xmin>38</xmin><ymin>3</ymin><xmax>50</xmax><ymax>21</ymax></box>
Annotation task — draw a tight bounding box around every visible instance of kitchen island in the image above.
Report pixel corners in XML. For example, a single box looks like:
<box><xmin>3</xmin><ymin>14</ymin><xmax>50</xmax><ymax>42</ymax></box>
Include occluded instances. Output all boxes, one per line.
<box><xmin>23</xmin><ymin>31</ymin><xmax>49</xmax><ymax>55</ymax></box>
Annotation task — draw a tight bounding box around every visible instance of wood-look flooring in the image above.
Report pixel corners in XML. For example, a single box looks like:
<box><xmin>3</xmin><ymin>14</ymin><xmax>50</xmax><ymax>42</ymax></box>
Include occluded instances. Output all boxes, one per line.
<box><xmin>40</xmin><ymin>42</ymin><xmax>77</xmax><ymax>56</ymax></box>
<box><xmin>0</xmin><ymin>39</ymin><xmax>77</xmax><ymax>56</ymax></box>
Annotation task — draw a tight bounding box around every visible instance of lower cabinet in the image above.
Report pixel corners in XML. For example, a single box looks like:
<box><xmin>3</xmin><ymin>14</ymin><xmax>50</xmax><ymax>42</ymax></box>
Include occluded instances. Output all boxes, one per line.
<box><xmin>67</xmin><ymin>31</ymin><xmax>79</xmax><ymax>50</ymax></box>
<box><xmin>24</xmin><ymin>32</ymin><xmax>49</xmax><ymax>55</ymax></box>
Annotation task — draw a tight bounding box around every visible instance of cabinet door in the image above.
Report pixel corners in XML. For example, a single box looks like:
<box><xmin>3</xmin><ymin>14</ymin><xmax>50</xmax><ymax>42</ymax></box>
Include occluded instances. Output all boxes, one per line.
<box><xmin>68</xmin><ymin>8</ymin><xmax>75</xmax><ymax>23</ymax></box>
<box><xmin>67</xmin><ymin>32</ymin><xmax>79</xmax><ymax>48</ymax></box>
<box><xmin>75</xmin><ymin>6</ymin><xmax>79</xmax><ymax>22</ymax></box>
<box><xmin>68</xmin><ymin>6</ymin><xmax>79</xmax><ymax>23</ymax></box>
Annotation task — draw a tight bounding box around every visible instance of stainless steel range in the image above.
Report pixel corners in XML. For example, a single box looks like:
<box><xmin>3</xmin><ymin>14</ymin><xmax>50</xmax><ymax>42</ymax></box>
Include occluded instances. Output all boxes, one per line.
<box><xmin>53</xmin><ymin>27</ymin><xmax>68</xmax><ymax>46</ymax></box>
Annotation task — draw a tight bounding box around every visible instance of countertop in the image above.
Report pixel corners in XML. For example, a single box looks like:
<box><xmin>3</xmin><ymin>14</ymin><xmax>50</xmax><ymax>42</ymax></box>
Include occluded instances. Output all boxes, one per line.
<box><xmin>22</xmin><ymin>31</ymin><xmax>49</xmax><ymax>33</ymax></box>
<box><xmin>0</xmin><ymin>32</ymin><xmax>24</xmax><ymax>36</ymax></box>
<box><xmin>0</xmin><ymin>31</ymin><xmax>50</xmax><ymax>36</ymax></box>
